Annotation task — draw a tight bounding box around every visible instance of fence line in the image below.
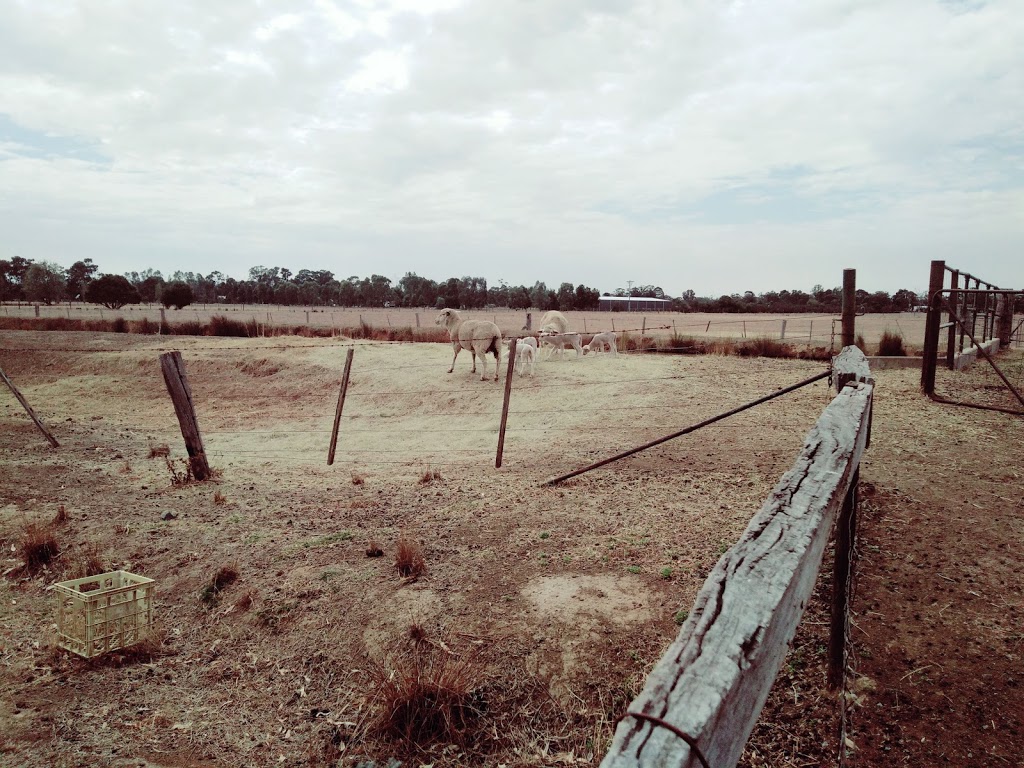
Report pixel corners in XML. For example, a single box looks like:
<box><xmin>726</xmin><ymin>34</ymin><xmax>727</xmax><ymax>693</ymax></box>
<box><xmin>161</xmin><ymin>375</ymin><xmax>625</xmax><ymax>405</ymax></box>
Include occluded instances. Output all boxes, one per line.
<box><xmin>601</xmin><ymin>348</ymin><xmax>873</xmax><ymax>768</ymax></box>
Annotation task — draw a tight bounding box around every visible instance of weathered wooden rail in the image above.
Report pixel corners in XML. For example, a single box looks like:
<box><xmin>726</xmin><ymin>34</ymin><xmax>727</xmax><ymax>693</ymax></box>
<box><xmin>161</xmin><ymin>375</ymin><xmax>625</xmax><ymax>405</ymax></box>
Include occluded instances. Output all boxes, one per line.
<box><xmin>601</xmin><ymin>346</ymin><xmax>873</xmax><ymax>768</ymax></box>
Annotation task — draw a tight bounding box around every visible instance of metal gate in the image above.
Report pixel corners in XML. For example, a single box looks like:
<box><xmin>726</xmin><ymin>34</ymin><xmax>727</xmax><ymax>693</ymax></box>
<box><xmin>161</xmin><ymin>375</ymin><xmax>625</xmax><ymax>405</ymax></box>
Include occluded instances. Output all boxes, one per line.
<box><xmin>921</xmin><ymin>260</ymin><xmax>1024</xmax><ymax>415</ymax></box>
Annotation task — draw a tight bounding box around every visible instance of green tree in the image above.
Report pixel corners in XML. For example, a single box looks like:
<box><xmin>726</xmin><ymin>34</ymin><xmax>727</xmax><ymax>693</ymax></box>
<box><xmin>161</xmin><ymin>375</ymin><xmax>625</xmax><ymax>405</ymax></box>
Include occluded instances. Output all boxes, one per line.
<box><xmin>162</xmin><ymin>281</ymin><xmax>194</xmax><ymax>309</ymax></box>
<box><xmin>84</xmin><ymin>274</ymin><xmax>141</xmax><ymax>309</ymax></box>
<box><xmin>66</xmin><ymin>259</ymin><xmax>99</xmax><ymax>300</ymax></box>
<box><xmin>23</xmin><ymin>261</ymin><xmax>66</xmax><ymax>304</ymax></box>
<box><xmin>0</xmin><ymin>256</ymin><xmax>34</xmax><ymax>300</ymax></box>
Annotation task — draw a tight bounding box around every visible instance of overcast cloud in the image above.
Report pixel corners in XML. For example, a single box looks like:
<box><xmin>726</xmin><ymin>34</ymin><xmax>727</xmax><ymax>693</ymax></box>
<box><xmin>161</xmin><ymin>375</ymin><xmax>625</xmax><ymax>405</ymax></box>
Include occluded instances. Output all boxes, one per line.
<box><xmin>1</xmin><ymin>0</ymin><xmax>1022</xmax><ymax>297</ymax></box>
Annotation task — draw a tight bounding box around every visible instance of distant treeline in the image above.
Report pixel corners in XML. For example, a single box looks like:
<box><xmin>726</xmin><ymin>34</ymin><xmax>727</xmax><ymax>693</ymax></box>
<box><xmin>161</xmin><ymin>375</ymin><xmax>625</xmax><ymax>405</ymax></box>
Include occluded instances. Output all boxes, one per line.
<box><xmin>1</xmin><ymin>256</ymin><xmax>950</xmax><ymax>313</ymax></box>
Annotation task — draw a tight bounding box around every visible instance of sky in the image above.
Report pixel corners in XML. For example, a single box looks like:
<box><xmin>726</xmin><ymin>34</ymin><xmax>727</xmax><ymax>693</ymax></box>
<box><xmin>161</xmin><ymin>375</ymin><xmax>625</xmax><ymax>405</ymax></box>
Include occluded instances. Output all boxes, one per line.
<box><xmin>1</xmin><ymin>0</ymin><xmax>1022</xmax><ymax>298</ymax></box>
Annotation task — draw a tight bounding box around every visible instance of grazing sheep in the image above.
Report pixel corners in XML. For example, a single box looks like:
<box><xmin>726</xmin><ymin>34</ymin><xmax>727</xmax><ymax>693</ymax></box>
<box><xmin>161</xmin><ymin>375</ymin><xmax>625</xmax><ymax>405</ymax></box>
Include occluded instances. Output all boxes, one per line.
<box><xmin>435</xmin><ymin>309</ymin><xmax>502</xmax><ymax>381</ymax></box>
<box><xmin>584</xmin><ymin>331</ymin><xmax>618</xmax><ymax>356</ymax></box>
<box><xmin>539</xmin><ymin>331</ymin><xmax>584</xmax><ymax>359</ymax></box>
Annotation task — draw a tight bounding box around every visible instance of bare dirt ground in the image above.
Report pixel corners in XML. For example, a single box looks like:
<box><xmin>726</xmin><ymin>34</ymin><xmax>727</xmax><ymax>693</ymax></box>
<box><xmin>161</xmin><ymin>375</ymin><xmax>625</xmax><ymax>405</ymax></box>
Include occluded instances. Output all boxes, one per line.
<box><xmin>0</xmin><ymin>331</ymin><xmax>1021</xmax><ymax>767</ymax></box>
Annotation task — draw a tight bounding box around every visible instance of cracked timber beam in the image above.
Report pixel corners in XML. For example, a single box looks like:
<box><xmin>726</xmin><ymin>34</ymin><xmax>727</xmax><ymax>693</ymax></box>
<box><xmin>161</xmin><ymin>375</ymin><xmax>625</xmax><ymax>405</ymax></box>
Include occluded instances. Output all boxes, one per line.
<box><xmin>601</xmin><ymin>380</ymin><xmax>873</xmax><ymax>768</ymax></box>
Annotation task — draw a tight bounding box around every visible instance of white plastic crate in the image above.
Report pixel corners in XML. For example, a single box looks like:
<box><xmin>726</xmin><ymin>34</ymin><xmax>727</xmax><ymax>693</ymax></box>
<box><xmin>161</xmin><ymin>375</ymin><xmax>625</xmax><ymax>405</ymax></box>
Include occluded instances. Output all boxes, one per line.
<box><xmin>54</xmin><ymin>570</ymin><xmax>155</xmax><ymax>658</ymax></box>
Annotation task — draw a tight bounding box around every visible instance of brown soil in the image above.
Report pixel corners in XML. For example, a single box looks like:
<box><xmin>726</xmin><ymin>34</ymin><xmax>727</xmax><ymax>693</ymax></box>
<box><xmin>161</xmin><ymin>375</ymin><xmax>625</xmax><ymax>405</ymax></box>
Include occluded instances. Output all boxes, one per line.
<box><xmin>0</xmin><ymin>331</ymin><xmax>1021</xmax><ymax>767</ymax></box>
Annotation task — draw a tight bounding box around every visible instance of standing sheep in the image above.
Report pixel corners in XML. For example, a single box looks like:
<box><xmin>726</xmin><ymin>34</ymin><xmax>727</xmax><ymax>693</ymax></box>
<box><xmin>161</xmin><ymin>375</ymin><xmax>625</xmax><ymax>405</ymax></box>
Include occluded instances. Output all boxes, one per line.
<box><xmin>435</xmin><ymin>309</ymin><xmax>503</xmax><ymax>381</ymax></box>
<box><xmin>504</xmin><ymin>336</ymin><xmax>538</xmax><ymax>376</ymax></box>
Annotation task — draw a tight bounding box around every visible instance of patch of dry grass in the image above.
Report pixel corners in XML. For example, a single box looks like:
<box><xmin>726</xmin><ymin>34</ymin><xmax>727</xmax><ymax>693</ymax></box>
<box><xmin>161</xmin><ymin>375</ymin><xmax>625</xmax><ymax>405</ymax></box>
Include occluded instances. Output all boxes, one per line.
<box><xmin>395</xmin><ymin>538</ymin><xmax>426</xmax><ymax>580</ymax></box>
<box><xmin>18</xmin><ymin>522</ymin><xmax>59</xmax><ymax>571</ymax></box>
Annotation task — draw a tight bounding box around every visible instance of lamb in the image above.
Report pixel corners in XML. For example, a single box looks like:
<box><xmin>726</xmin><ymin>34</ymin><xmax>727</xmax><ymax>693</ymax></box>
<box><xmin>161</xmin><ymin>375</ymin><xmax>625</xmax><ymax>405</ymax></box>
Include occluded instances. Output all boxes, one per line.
<box><xmin>539</xmin><ymin>331</ymin><xmax>584</xmax><ymax>359</ymax></box>
<box><xmin>515</xmin><ymin>342</ymin><xmax>536</xmax><ymax>376</ymax></box>
<box><xmin>434</xmin><ymin>309</ymin><xmax>502</xmax><ymax>381</ymax></box>
<box><xmin>583</xmin><ymin>331</ymin><xmax>618</xmax><ymax>356</ymax></box>
<box><xmin>502</xmin><ymin>336</ymin><xmax>538</xmax><ymax>376</ymax></box>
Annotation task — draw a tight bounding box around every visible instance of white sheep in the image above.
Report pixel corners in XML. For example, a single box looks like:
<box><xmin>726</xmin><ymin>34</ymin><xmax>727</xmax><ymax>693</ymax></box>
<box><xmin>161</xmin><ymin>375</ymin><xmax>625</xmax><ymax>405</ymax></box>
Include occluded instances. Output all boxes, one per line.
<box><xmin>502</xmin><ymin>336</ymin><xmax>538</xmax><ymax>376</ymax></box>
<box><xmin>583</xmin><ymin>331</ymin><xmax>618</xmax><ymax>356</ymax></box>
<box><xmin>538</xmin><ymin>310</ymin><xmax>571</xmax><ymax>334</ymax></box>
<box><xmin>539</xmin><ymin>331</ymin><xmax>584</xmax><ymax>360</ymax></box>
<box><xmin>435</xmin><ymin>309</ymin><xmax>502</xmax><ymax>381</ymax></box>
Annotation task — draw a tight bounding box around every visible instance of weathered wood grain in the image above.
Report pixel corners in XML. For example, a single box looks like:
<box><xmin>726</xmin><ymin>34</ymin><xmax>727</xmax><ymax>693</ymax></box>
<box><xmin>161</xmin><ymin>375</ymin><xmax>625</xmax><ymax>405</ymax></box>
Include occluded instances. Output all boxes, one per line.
<box><xmin>832</xmin><ymin>345</ymin><xmax>873</xmax><ymax>392</ymax></box>
<box><xmin>159</xmin><ymin>351</ymin><xmax>211</xmax><ymax>481</ymax></box>
<box><xmin>601</xmin><ymin>382</ymin><xmax>873</xmax><ymax>768</ymax></box>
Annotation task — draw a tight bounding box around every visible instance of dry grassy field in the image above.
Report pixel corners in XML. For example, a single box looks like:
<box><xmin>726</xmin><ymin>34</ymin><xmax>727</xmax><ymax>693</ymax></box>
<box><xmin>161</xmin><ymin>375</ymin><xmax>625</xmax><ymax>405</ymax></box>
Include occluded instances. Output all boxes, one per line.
<box><xmin>1</xmin><ymin>302</ymin><xmax>930</xmax><ymax>352</ymax></box>
<box><xmin>0</xmin><ymin>330</ymin><xmax>1021</xmax><ymax>767</ymax></box>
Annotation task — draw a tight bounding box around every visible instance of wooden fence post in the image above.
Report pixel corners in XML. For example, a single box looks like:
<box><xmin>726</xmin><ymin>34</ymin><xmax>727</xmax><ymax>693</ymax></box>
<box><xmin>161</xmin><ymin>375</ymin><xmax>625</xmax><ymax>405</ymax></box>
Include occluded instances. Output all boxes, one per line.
<box><xmin>842</xmin><ymin>269</ymin><xmax>856</xmax><ymax>347</ymax></box>
<box><xmin>780</xmin><ymin>319</ymin><xmax>787</xmax><ymax>340</ymax></box>
<box><xmin>642</xmin><ymin>317</ymin><xmax>646</xmax><ymax>335</ymax></box>
<box><xmin>0</xmin><ymin>365</ymin><xmax>60</xmax><ymax>447</ymax></box>
<box><xmin>495</xmin><ymin>339</ymin><xmax>517</xmax><ymax>468</ymax></box>
<box><xmin>159</xmin><ymin>351</ymin><xmax>211</xmax><ymax>481</ymax></box>
<box><xmin>415</xmin><ymin>313</ymin><xmax>420</xmax><ymax>328</ymax></box>
<box><xmin>921</xmin><ymin>260</ymin><xmax>946</xmax><ymax>394</ymax></box>
<box><xmin>327</xmin><ymin>348</ymin><xmax>355</xmax><ymax>465</ymax></box>
<box><xmin>945</xmin><ymin>270</ymin><xmax>960</xmax><ymax>368</ymax></box>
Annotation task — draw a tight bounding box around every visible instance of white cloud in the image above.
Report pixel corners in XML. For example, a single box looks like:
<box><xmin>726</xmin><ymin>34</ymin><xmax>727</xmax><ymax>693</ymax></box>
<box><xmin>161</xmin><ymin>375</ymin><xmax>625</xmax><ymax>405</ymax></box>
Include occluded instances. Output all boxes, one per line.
<box><xmin>0</xmin><ymin>0</ymin><xmax>1021</xmax><ymax>296</ymax></box>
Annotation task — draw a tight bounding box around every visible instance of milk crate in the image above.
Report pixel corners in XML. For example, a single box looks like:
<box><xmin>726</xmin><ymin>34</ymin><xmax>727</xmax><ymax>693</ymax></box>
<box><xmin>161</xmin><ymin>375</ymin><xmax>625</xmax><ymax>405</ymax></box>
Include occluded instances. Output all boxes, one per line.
<box><xmin>54</xmin><ymin>570</ymin><xmax>156</xmax><ymax>658</ymax></box>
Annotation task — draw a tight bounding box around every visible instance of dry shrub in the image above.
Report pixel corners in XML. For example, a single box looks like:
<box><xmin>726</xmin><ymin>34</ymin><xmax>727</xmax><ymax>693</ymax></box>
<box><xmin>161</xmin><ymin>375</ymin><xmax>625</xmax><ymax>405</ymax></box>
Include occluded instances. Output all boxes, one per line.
<box><xmin>19</xmin><ymin>522</ymin><xmax>59</xmax><ymax>571</ymax></box>
<box><xmin>370</xmin><ymin>646</ymin><xmax>483</xmax><ymax>750</ymax></box>
<box><xmin>855</xmin><ymin>333</ymin><xmax>867</xmax><ymax>353</ymax></box>
<box><xmin>706</xmin><ymin>338</ymin><xmax>736</xmax><ymax>356</ymax></box>
<box><xmin>351</xmin><ymin>472</ymin><xmax>366</xmax><ymax>486</ymax></box>
<box><xmin>737</xmin><ymin>337</ymin><xmax>795</xmax><ymax>358</ymax></box>
<box><xmin>877</xmin><ymin>329</ymin><xmax>907</xmax><ymax>356</ymax></box>
<box><xmin>111</xmin><ymin>317</ymin><xmax>129</xmax><ymax>333</ymax></box>
<box><xmin>132</xmin><ymin>317</ymin><xmax>158</xmax><ymax>335</ymax></box>
<box><xmin>799</xmin><ymin>346</ymin><xmax>833</xmax><ymax>361</ymax></box>
<box><xmin>201</xmin><ymin>564</ymin><xmax>239</xmax><ymax>604</ymax></box>
<box><xmin>366</xmin><ymin>541</ymin><xmax>384</xmax><ymax>558</ymax></box>
<box><xmin>213</xmin><ymin>490</ymin><xmax>227</xmax><ymax>505</ymax></box>
<box><xmin>166</xmin><ymin>320</ymin><xmax>205</xmax><ymax>336</ymax></box>
<box><xmin>418</xmin><ymin>470</ymin><xmax>442</xmax><ymax>485</ymax></box>
<box><xmin>207</xmin><ymin>314</ymin><xmax>253</xmax><ymax>337</ymax></box>
<box><xmin>166</xmin><ymin>457</ymin><xmax>195</xmax><ymax>485</ymax></box>
<box><xmin>395</xmin><ymin>538</ymin><xmax>425</xmax><ymax>580</ymax></box>
<box><xmin>65</xmin><ymin>541</ymin><xmax>106</xmax><ymax>580</ymax></box>
<box><xmin>662</xmin><ymin>334</ymin><xmax>705</xmax><ymax>354</ymax></box>
<box><xmin>118</xmin><ymin>459</ymin><xmax>132</xmax><ymax>474</ymax></box>
<box><xmin>148</xmin><ymin>444</ymin><xmax>170</xmax><ymax>459</ymax></box>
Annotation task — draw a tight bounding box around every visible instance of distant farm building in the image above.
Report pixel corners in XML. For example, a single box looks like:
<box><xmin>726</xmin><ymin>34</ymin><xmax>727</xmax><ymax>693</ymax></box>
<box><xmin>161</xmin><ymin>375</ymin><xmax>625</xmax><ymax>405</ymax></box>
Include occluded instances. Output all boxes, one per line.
<box><xmin>598</xmin><ymin>295</ymin><xmax>672</xmax><ymax>312</ymax></box>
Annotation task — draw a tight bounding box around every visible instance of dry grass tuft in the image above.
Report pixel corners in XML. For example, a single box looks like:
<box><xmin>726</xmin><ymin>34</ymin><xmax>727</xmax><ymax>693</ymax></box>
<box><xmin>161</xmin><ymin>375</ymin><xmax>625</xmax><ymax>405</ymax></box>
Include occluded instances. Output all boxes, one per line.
<box><xmin>213</xmin><ymin>490</ymin><xmax>227</xmax><ymax>505</ymax></box>
<box><xmin>52</xmin><ymin>504</ymin><xmax>69</xmax><ymax>525</ymax></box>
<box><xmin>408</xmin><ymin>622</ymin><xmax>429</xmax><ymax>644</ymax></box>
<box><xmin>65</xmin><ymin>541</ymin><xmax>106</xmax><ymax>580</ymax></box>
<box><xmin>878</xmin><ymin>329</ymin><xmax>907</xmax><ymax>356</ymax></box>
<box><xmin>201</xmin><ymin>564</ymin><xmax>240</xmax><ymax>604</ymax></box>
<box><xmin>119</xmin><ymin>459</ymin><xmax>132</xmax><ymax>474</ymax></box>
<box><xmin>166</xmin><ymin>457</ymin><xmax>195</xmax><ymax>486</ymax></box>
<box><xmin>232</xmin><ymin>589</ymin><xmax>257</xmax><ymax>613</ymax></box>
<box><xmin>395</xmin><ymin>538</ymin><xmax>426</xmax><ymax>580</ymax></box>
<box><xmin>737</xmin><ymin>337</ymin><xmax>796</xmax><ymax>358</ymax></box>
<box><xmin>369</xmin><ymin>646</ymin><xmax>483</xmax><ymax>750</ymax></box>
<box><xmin>366</xmin><ymin>541</ymin><xmax>384</xmax><ymax>558</ymax></box>
<box><xmin>148</xmin><ymin>444</ymin><xmax>170</xmax><ymax>459</ymax></box>
<box><xmin>418</xmin><ymin>469</ymin><xmax>442</xmax><ymax>485</ymax></box>
<box><xmin>19</xmin><ymin>522</ymin><xmax>60</xmax><ymax>571</ymax></box>
<box><xmin>351</xmin><ymin>472</ymin><xmax>366</xmax><ymax>486</ymax></box>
